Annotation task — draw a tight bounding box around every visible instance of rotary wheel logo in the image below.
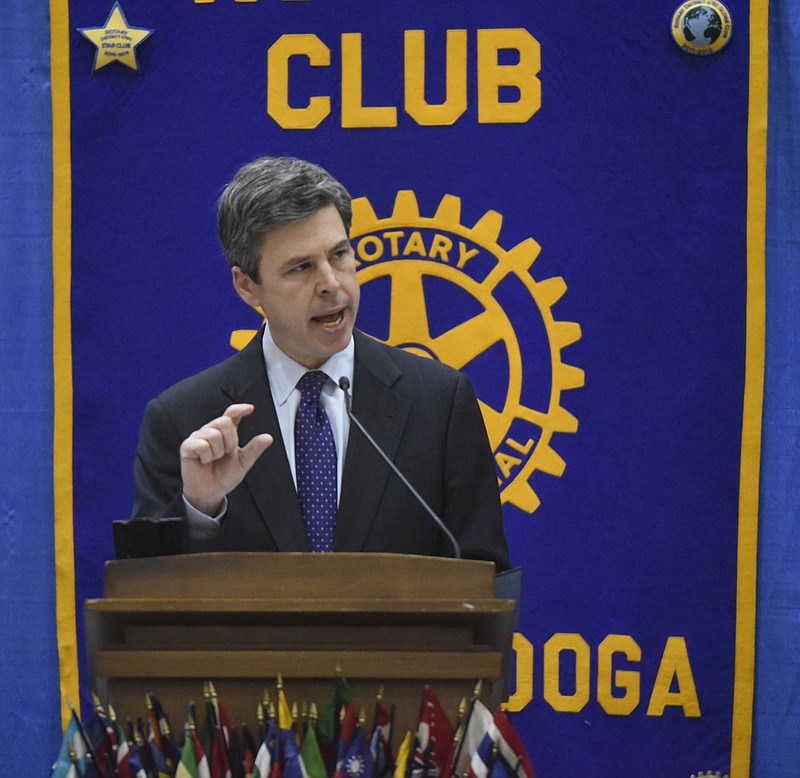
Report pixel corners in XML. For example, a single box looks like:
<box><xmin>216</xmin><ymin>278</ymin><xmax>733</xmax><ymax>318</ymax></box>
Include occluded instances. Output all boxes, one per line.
<box><xmin>351</xmin><ymin>191</ymin><xmax>584</xmax><ymax>514</ymax></box>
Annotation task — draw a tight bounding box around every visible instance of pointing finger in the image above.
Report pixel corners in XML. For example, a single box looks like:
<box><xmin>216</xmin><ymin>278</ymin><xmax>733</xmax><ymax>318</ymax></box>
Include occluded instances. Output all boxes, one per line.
<box><xmin>223</xmin><ymin>403</ymin><xmax>256</xmax><ymax>425</ymax></box>
<box><xmin>239</xmin><ymin>433</ymin><xmax>273</xmax><ymax>473</ymax></box>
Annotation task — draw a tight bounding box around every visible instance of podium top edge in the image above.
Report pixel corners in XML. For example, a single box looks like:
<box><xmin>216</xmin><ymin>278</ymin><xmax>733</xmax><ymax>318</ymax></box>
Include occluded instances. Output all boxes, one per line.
<box><xmin>102</xmin><ymin>552</ymin><xmax>499</xmax><ymax>601</ymax></box>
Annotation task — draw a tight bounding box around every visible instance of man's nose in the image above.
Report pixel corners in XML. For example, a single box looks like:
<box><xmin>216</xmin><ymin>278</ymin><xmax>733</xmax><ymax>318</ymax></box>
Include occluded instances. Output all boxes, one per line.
<box><xmin>317</xmin><ymin>261</ymin><xmax>341</xmax><ymax>294</ymax></box>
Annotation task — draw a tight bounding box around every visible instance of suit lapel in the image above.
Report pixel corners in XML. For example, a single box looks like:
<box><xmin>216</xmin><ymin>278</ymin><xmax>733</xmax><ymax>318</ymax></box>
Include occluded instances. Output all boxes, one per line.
<box><xmin>220</xmin><ymin>331</ymin><xmax>309</xmax><ymax>551</ymax></box>
<box><xmin>336</xmin><ymin>331</ymin><xmax>411</xmax><ymax>551</ymax></box>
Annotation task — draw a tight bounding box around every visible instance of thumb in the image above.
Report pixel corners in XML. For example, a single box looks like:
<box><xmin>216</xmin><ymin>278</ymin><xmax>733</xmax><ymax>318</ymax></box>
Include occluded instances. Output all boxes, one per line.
<box><xmin>239</xmin><ymin>433</ymin><xmax>273</xmax><ymax>472</ymax></box>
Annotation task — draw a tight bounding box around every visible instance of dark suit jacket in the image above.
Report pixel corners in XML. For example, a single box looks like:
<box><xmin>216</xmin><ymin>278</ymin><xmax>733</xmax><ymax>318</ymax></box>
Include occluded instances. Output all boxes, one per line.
<box><xmin>132</xmin><ymin>329</ymin><xmax>510</xmax><ymax>571</ymax></box>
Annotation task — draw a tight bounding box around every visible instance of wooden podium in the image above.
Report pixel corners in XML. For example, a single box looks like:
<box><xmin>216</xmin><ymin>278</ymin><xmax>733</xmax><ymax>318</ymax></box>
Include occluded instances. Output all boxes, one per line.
<box><xmin>85</xmin><ymin>553</ymin><xmax>517</xmax><ymax>735</ymax></box>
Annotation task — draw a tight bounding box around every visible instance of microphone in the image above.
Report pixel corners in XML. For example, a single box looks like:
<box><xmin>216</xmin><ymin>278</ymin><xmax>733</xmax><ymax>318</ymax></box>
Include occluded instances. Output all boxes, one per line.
<box><xmin>338</xmin><ymin>376</ymin><xmax>462</xmax><ymax>560</ymax></box>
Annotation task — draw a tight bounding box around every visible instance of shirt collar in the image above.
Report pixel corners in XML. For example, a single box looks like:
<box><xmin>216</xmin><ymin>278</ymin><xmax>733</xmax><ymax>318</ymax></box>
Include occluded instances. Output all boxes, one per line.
<box><xmin>261</xmin><ymin>322</ymin><xmax>355</xmax><ymax>406</ymax></box>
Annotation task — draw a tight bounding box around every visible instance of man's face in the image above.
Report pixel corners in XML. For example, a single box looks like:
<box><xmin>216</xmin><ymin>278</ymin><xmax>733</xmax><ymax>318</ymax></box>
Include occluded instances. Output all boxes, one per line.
<box><xmin>232</xmin><ymin>205</ymin><xmax>360</xmax><ymax>369</ymax></box>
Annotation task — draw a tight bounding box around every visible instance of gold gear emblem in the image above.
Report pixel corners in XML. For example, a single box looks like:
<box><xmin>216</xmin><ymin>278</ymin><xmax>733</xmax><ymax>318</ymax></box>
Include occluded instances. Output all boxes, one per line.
<box><xmin>350</xmin><ymin>191</ymin><xmax>584</xmax><ymax>514</ymax></box>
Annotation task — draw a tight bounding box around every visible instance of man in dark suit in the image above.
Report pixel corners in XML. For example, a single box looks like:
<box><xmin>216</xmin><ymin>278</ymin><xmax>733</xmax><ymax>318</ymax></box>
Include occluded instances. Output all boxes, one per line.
<box><xmin>132</xmin><ymin>156</ymin><xmax>510</xmax><ymax>571</ymax></box>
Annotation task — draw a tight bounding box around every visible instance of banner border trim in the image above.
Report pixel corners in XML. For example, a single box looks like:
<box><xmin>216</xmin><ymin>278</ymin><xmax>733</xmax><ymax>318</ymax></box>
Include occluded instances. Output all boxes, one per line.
<box><xmin>731</xmin><ymin>0</ymin><xmax>768</xmax><ymax>772</ymax></box>
<box><xmin>51</xmin><ymin>0</ymin><xmax>79</xmax><ymax>730</ymax></box>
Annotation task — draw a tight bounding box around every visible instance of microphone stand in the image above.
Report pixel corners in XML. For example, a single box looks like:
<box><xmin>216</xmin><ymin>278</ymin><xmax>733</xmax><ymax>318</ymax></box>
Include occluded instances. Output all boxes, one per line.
<box><xmin>337</xmin><ymin>376</ymin><xmax>462</xmax><ymax>560</ymax></box>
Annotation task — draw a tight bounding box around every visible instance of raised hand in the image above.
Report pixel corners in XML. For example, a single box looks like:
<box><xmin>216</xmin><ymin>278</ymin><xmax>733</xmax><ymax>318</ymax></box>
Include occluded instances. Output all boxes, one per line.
<box><xmin>180</xmin><ymin>403</ymin><xmax>273</xmax><ymax>516</ymax></box>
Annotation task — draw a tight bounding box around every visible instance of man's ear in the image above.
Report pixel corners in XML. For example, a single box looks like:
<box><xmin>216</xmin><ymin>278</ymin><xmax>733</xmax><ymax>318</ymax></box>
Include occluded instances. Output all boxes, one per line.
<box><xmin>231</xmin><ymin>266</ymin><xmax>260</xmax><ymax>307</ymax></box>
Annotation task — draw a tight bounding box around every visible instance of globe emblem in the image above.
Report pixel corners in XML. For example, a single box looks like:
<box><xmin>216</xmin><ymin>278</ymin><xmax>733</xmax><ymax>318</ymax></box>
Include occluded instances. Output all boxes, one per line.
<box><xmin>671</xmin><ymin>0</ymin><xmax>732</xmax><ymax>56</ymax></box>
<box><xmin>683</xmin><ymin>6</ymin><xmax>722</xmax><ymax>48</ymax></box>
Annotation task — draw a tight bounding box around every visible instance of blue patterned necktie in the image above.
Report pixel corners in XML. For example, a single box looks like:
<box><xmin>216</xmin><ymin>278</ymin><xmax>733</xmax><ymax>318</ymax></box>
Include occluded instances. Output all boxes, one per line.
<box><xmin>295</xmin><ymin>370</ymin><xmax>337</xmax><ymax>552</ymax></box>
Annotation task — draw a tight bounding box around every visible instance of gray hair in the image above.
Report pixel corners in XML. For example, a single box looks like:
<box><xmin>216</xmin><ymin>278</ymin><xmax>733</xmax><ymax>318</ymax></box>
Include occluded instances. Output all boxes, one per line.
<box><xmin>217</xmin><ymin>156</ymin><xmax>352</xmax><ymax>281</ymax></box>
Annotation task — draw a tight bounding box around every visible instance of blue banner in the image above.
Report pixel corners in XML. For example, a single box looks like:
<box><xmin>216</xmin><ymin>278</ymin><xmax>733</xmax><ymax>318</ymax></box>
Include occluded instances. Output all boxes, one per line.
<box><xmin>51</xmin><ymin>0</ymin><xmax>768</xmax><ymax>774</ymax></box>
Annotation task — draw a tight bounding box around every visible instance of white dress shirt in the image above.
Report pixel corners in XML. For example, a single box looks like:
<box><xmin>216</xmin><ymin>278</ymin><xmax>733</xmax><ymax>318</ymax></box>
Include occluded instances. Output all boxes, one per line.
<box><xmin>260</xmin><ymin>323</ymin><xmax>354</xmax><ymax>492</ymax></box>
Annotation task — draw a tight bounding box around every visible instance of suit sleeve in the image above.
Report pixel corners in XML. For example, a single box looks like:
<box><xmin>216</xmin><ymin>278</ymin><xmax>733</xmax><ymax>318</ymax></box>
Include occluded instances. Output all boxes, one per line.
<box><xmin>131</xmin><ymin>395</ymin><xmax>188</xmax><ymax>519</ymax></box>
<box><xmin>442</xmin><ymin>373</ymin><xmax>511</xmax><ymax>572</ymax></box>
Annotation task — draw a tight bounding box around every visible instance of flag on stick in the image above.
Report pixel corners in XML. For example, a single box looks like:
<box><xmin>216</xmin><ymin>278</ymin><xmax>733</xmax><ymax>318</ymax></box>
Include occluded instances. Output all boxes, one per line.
<box><xmin>300</xmin><ymin>719</ymin><xmax>326</xmax><ymax>778</ymax></box>
<box><xmin>447</xmin><ymin>684</ymin><xmax>492</xmax><ymax>778</ymax></box>
<box><xmin>411</xmin><ymin>687</ymin><xmax>455</xmax><ymax>778</ymax></box>
<box><xmin>318</xmin><ymin>673</ymin><xmax>352</xmax><ymax>746</ymax></box>
<box><xmin>335</xmin><ymin>722</ymin><xmax>373</xmax><ymax>778</ymax></box>
<box><xmin>466</xmin><ymin>710</ymin><xmax>534</xmax><ymax>778</ymax></box>
<box><xmin>369</xmin><ymin>699</ymin><xmax>394</xmax><ymax>778</ymax></box>
<box><xmin>252</xmin><ymin>719</ymin><xmax>278</xmax><ymax>778</ymax></box>
<box><xmin>176</xmin><ymin>729</ymin><xmax>212</xmax><ymax>778</ymax></box>
<box><xmin>391</xmin><ymin>732</ymin><xmax>414</xmax><ymax>778</ymax></box>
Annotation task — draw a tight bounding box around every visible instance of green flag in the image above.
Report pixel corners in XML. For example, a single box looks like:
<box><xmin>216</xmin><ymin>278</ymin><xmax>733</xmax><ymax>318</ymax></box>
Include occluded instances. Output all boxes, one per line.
<box><xmin>176</xmin><ymin>731</ymin><xmax>210</xmax><ymax>778</ymax></box>
<box><xmin>317</xmin><ymin>675</ymin><xmax>351</xmax><ymax>744</ymax></box>
<box><xmin>176</xmin><ymin>735</ymin><xmax>199</xmax><ymax>778</ymax></box>
<box><xmin>301</xmin><ymin>725</ymin><xmax>327</xmax><ymax>778</ymax></box>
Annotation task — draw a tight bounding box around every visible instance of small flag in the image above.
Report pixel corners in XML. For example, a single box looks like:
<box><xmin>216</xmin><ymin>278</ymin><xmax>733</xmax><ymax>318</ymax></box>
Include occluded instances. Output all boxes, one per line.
<box><xmin>50</xmin><ymin>711</ymin><xmax>84</xmax><ymax>778</ymax></box>
<box><xmin>411</xmin><ymin>687</ymin><xmax>454</xmax><ymax>778</ymax></box>
<box><xmin>391</xmin><ymin>732</ymin><xmax>414</xmax><ymax>778</ymax></box>
<box><xmin>336</xmin><ymin>725</ymin><xmax>373</xmax><ymax>778</ymax></box>
<box><xmin>467</xmin><ymin>710</ymin><xmax>534</xmax><ymax>778</ymax></box>
<box><xmin>85</xmin><ymin>696</ymin><xmax>116</xmax><ymax>778</ymax></box>
<box><xmin>241</xmin><ymin>723</ymin><xmax>258</xmax><ymax>776</ymax></box>
<box><xmin>176</xmin><ymin>730</ymin><xmax>212</xmax><ymax>778</ymax></box>
<box><xmin>334</xmin><ymin>704</ymin><xmax>358</xmax><ymax>774</ymax></box>
<box><xmin>301</xmin><ymin>725</ymin><xmax>327</xmax><ymax>778</ymax></box>
<box><xmin>448</xmin><ymin>698</ymin><xmax>492</xmax><ymax>778</ymax></box>
<box><xmin>252</xmin><ymin>720</ymin><xmax>278</xmax><ymax>778</ymax></box>
<box><xmin>318</xmin><ymin>675</ymin><xmax>352</xmax><ymax>745</ymax></box>
<box><xmin>369</xmin><ymin>701</ymin><xmax>393</xmax><ymax>778</ymax></box>
<box><xmin>281</xmin><ymin>726</ymin><xmax>309</xmax><ymax>778</ymax></box>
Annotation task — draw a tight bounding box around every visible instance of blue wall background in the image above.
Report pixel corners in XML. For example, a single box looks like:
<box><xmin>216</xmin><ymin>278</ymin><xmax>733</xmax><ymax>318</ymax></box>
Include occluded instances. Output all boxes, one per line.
<box><xmin>751</xmin><ymin>0</ymin><xmax>800</xmax><ymax>769</ymax></box>
<box><xmin>0</xmin><ymin>2</ymin><xmax>796</xmax><ymax>775</ymax></box>
<box><xmin>0</xmin><ymin>1</ymin><xmax>63</xmax><ymax>768</ymax></box>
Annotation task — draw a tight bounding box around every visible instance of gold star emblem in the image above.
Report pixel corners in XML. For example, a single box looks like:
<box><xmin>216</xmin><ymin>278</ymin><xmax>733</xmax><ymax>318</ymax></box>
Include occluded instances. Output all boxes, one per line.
<box><xmin>78</xmin><ymin>2</ymin><xmax>153</xmax><ymax>73</ymax></box>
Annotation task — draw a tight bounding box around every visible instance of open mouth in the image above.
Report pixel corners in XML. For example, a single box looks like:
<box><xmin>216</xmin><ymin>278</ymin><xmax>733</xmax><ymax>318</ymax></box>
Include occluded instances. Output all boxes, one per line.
<box><xmin>312</xmin><ymin>310</ymin><xmax>344</xmax><ymax>329</ymax></box>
